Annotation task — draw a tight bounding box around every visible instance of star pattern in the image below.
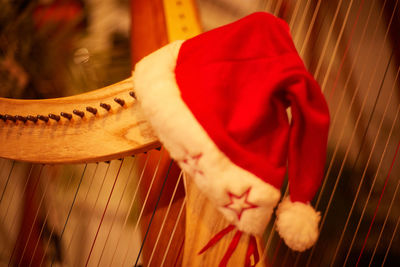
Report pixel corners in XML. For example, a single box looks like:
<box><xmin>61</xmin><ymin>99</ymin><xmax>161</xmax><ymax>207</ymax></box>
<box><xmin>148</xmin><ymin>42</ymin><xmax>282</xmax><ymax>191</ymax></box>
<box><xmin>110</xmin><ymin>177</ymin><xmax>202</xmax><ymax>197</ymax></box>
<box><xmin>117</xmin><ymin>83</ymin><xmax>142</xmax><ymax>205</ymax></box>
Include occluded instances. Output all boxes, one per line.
<box><xmin>223</xmin><ymin>188</ymin><xmax>258</xmax><ymax>220</ymax></box>
<box><xmin>179</xmin><ymin>153</ymin><xmax>204</xmax><ymax>175</ymax></box>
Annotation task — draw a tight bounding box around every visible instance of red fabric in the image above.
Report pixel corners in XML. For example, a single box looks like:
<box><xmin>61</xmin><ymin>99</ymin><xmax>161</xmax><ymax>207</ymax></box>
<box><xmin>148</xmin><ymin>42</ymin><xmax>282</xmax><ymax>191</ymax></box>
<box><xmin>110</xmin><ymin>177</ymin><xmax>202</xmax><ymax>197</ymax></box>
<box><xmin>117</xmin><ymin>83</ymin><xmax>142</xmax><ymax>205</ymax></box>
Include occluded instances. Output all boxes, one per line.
<box><xmin>198</xmin><ymin>224</ymin><xmax>241</xmax><ymax>266</ymax></box>
<box><xmin>198</xmin><ymin>224</ymin><xmax>236</xmax><ymax>255</ymax></box>
<box><xmin>199</xmin><ymin>225</ymin><xmax>260</xmax><ymax>267</ymax></box>
<box><xmin>219</xmin><ymin>230</ymin><xmax>242</xmax><ymax>267</ymax></box>
<box><xmin>245</xmin><ymin>235</ymin><xmax>259</xmax><ymax>267</ymax></box>
<box><xmin>175</xmin><ymin>12</ymin><xmax>330</xmax><ymax>203</ymax></box>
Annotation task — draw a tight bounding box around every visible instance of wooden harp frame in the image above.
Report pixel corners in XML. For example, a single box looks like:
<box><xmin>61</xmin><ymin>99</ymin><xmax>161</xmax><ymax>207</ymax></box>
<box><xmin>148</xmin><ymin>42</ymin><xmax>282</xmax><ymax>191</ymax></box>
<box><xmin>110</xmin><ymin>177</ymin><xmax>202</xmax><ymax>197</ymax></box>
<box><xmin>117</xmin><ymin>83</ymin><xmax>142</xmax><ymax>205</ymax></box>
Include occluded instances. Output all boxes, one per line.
<box><xmin>1</xmin><ymin>0</ymin><xmax>400</xmax><ymax>266</ymax></box>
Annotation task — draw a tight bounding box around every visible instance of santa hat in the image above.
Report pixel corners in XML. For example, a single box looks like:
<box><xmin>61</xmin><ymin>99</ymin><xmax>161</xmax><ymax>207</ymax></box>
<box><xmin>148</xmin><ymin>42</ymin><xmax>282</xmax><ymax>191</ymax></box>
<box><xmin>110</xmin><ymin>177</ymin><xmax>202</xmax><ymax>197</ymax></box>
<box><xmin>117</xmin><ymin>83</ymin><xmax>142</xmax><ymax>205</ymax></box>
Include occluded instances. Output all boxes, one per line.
<box><xmin>133</xmin><ymin>12</ymin><xmax>330</xmax><ymax>254</ymax></box>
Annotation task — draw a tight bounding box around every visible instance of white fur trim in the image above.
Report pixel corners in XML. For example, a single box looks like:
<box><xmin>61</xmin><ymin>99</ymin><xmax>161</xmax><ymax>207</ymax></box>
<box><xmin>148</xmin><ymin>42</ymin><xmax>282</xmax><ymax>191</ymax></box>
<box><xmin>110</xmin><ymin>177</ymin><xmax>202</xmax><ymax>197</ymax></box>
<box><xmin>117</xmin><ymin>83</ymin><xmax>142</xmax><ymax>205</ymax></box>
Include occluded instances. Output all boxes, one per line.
<box><xmin>275</xmin><ymin>197</ymin><xmax>320</xmax><ymax>251</ymax></box>
<box><xmin>133</xmin><ymin>41</ymin><xmax>281</xmax><ymax>235</ymax></box>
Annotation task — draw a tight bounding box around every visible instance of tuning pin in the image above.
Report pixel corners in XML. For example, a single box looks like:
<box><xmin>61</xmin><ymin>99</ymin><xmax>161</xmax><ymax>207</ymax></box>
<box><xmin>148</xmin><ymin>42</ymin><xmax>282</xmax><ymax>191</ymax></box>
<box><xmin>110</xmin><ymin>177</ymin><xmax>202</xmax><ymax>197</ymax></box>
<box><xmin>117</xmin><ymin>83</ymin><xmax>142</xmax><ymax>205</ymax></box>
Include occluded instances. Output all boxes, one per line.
<box><xmin>37</xmin><ymin>115</ymin><xmax>49</xmax><ymax>122</ymax></box>
<box><xmin>27</xmin><ymin>115</ymin><xmax>38</xmax><ymax>123</ymax></box>
<box><xmin>60</xmin><ymin>112</ymin><xmax>73</xmax><ymax>120</ymax></box>
<box><xmin>16</xmin><ymin>115</ymin><xmax>27</xmax><ymax>123</ymax></box>
<box><xmin>114</xmin><ymin>98</ymin><xmax>125</xmax><ymax>106</ymax></box>
<box><xmin>5</xmin><ymin>114</ymin><xmax>16</xmax><ymax>122</ymax></box>
<box><xmin>72</xmin><ymin>110</ymin><xmax>85</xmax><ymax>118</ymax></box>
<box><xmin>100</xmin><ymin>103</ymin><xmax>111</xmax><ymax>111</ymax></box>
<box><xmin>129</xmin><ymin>91</ymin><xmax>136</xmax><ymax>99</ymax></box>
<box><xmin>49</xmin><ymin>113</ymin><xmax>60</xmax><ymax>121</ymax></box>
<box><xmin>86</xmin><ymin>106</ymin><xmax>97</xmax><ymax>115</ymax></box>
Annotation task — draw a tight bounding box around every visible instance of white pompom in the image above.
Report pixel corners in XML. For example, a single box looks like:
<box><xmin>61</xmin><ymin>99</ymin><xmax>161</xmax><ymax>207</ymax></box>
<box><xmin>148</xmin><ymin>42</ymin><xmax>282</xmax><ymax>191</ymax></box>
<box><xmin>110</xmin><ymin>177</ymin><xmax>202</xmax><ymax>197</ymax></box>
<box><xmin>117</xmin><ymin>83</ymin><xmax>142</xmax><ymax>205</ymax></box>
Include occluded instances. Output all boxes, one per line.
<box><xmin>275</xmin><ymin>197</ymin><xmax>320</xmax><ymax>252</ymax></box>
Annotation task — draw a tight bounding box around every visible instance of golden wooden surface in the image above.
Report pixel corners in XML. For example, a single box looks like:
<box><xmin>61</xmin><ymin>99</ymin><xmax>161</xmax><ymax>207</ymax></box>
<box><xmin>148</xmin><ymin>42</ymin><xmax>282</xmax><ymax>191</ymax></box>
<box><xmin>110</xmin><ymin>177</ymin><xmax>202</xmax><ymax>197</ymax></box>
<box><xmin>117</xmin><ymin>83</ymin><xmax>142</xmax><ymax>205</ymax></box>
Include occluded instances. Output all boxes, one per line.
<box><xmin>131</xmin><ymin>1</ymin><xmax>206</xmax><ymax>266</ymax></box>
<box><xmin>184</xmin><ymin>175</ymin><xmax>267</xmax><ymax>267</ymax></box>
<box><xmin>0</xmin><ymin>78</ymin><xmax>159</xmax><ymax>164</ymax></box>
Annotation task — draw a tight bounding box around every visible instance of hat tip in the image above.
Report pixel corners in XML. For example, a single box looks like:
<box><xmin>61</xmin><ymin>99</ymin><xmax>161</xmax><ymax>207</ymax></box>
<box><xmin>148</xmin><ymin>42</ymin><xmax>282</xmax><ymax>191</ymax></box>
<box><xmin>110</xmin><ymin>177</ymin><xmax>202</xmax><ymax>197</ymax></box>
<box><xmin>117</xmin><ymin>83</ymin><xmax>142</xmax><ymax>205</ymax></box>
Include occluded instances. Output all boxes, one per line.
<box><xmin>275</xmin><ymin>197</ymin><xmax>320</xmax><ymax>252</ymax></box>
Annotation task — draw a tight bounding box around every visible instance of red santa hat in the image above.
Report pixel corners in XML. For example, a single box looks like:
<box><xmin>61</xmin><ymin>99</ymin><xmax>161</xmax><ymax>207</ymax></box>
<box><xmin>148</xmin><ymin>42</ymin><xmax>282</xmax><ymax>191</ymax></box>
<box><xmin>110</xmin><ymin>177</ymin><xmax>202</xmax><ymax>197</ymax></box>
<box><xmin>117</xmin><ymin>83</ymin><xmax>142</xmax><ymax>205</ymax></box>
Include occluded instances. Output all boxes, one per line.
<box><xmin>133</xmin><ymin>12</ymin><xmax>330</xmax><ymax>253</ymax></box>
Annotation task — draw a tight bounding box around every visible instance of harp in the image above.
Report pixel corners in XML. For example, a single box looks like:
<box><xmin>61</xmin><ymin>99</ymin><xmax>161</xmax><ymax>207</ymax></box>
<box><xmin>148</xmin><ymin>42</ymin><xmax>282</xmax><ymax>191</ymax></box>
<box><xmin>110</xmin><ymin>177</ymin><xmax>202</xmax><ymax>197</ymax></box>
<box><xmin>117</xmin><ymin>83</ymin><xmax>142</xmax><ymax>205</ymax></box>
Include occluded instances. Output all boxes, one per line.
<box><xmin>1</xmin><ymin>0</ymin><xmax>399</xmax><ymax>266</ymax></box>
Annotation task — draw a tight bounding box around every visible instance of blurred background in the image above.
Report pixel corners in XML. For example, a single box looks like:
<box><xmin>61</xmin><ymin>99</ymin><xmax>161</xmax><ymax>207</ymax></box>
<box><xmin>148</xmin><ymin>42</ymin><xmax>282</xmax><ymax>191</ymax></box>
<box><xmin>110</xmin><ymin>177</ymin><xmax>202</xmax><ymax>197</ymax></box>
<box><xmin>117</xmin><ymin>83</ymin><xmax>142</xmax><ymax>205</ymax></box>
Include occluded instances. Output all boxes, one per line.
<box><xmin>0</xmin><ymin>0</ymin><xmax>399</xmax><ymax>266</ymax></box>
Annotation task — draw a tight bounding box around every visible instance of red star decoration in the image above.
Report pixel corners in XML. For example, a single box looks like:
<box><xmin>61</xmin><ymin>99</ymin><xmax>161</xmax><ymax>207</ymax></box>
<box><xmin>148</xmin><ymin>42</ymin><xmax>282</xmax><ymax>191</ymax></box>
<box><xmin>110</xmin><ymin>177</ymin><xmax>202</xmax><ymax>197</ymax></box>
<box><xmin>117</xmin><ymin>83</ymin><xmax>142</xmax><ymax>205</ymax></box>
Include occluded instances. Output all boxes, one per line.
<box><xmin>223</xmin><ymin>188</ymin><xmax>258</xmax><ymax>220</ymax></box>
<box><xmin>180</xmin><ymin>153</ymin><xmax>204</xmax><ymax>175</ymax></box>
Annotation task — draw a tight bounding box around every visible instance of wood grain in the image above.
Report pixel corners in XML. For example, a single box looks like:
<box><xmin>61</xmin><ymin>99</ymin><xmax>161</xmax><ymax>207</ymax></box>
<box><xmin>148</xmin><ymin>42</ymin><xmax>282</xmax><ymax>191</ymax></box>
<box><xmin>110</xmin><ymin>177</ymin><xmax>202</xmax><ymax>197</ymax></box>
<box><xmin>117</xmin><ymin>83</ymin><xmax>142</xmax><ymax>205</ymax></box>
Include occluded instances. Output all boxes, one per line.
<box><xmin>0</xmin><ymin>78</ymin><xmax>160</xmax><ymax>164</ymax></box>
<box><xmin>131</xmin><ymin>0</ymin><xmax>168</xmax><ymax>64</ymax></box>
<box><xmin>130</xmin><ymin>1</ymin><xmax>187</xmax><ymax>266</ymax></box>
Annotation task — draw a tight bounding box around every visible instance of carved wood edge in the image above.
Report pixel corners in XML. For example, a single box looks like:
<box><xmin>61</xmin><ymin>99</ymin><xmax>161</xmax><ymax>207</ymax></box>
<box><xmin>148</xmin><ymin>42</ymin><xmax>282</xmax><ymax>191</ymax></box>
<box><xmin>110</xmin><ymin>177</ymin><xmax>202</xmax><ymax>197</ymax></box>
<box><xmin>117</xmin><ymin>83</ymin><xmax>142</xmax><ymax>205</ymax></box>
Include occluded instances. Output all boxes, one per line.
<box><xmin>0</xmin><ymin>77</ymin><xmax>160</xmax><ymax>164</ymax></box>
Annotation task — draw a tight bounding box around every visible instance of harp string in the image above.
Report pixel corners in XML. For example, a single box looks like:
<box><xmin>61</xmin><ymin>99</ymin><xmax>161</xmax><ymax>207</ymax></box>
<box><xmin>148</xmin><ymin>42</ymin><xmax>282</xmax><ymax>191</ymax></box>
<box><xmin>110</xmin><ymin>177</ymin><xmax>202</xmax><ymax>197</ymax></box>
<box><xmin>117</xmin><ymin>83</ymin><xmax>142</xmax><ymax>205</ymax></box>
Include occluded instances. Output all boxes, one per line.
<box><xmin>1</xmin><ymin>2</ymin><xmax>398</xmax><ymax>266</ymax></box>
<box><xmin>262</xmin><ymin>0</ymin><xmax>323</xmax><ymax>263</ymax></box>
<box><xmin>319</xmin><ymin>0</ymin><xmax>362</xmax><ymax>92</ymax></box>
<box><xmin>298</xmin><ymin>0</ymin><xmax>322</xmax><ymax>56</ymax></box>
<box><xmin>271</xmin><ymin>239</ymin><xmax>283</xmax><ymax>266</ymax></box>
<box><xmin>367</xmin><ymin>140</ymin><xmax>400</xmax><ymax>266</ymax></box>
<box><xmin>62</xmin><ymin>162</ymin><xmax>111</xmax><ymax>266</ymax></box>
<box><xmin>259</xmin><ymin>0</ymin><xmax>399</xmax><ymax>265</ymax></box>
<box><xmin>290</xmin><ymin>0</ymin><xmax>354</xmax><ymax>263</ymax></box>
<box><xmin>173</xmin><ymin>237</ymin><xmax>185</xmax><ymax>267</ymax></box>
<box><xmin>22</xmin><ymin>164</ymin><xmax>71</xmax><ymax>267</ymax></box>
<box><xmin>18</xmin><ymin>165</ymin><xmax>51</xmax><ymax>267</ymax></box>
<box><xmin>312</xmin><ymin>0</ymin><xmax>394</xmax><ymax>227</ymax></box>
<box><xmin>84</xmin><ymin>159</ymin><xmax>124</xmax><ymax>266</ymax></box>
<box><xmin>325</xmin><ymin>0</ymin><xmax>379</xmax><ymax>100</ymax></box>
<box><xmin>160</xmin><ymin>197</ymin><xmax>186</xmax><ymax>267</ymax></box>
<box><xmin>318</xmin><ymin>43</ymin><xmax>395</xmax><ymax>250</ymax></box>
<box><xmin>147</xmin><ymin>170</ymin><xmax>184</xmax><ymax>266</ymax></box>
<box><xmin>50</xmin><ymin>163</ymin><xmax>88</xmax><ymax>266</ymax></box>
<box><xmin>59</xmin><ymin>165</ymin><xmax>88</xmax><ymax>241</ymax></box>
<box><xmin>0</xmin><ymin>160</ymin><xmax>14</xmax><ymax>205</ymax></box>
<box><xmin>306</xmin><ymin>15</ymin><xmax>397</xmax><ymax>267</ymax></box>
<box><xmin>341</xmin><ymin>96</ymin><xmax>400</xmax><ymax>265</ymax></box>
<box><xmin>29</xmin><ymin>174</ymin><xmax>59</xmax><ymax>267</ymax></box>
<box><xmin>260</xmin><ymin>185</ymin><xmax>289</xmax><ymax>262</ymax></box>
<box><xmin>96</xmin><ymin>157</ymin><xmax>138</xmax><ymax>266</ymax></box>
<box><xmin>26</xmin><ymin>166</ymin><xmax>54</xmax><ymax>267</ymax></box>
<box><xmin>280</xmin><ymin>245</ymin><xmax>290</xmax><ymax>267</ymax></box>
<box><xmin>355</xmin><ymin>140</ymin><xmax>400</xmax><ymax>266</ymax></box>
<box><xmin>109</xmin><ymin>154</ymin><xmax>150</xmax><ymax>266</ymax></box>
<box><xmin>288</xmin><ymin>0</ymin><xmax>302</xmax><ymax>28</ymax></box>
<box><xmin>330</xmin><ymin>66</ymin><xmax>400</xmax><ymax>266</ymax></box>
<box><xmin>40</xmin><ymin>167</ymin><xmax>77</xmax><ymax>266</ymax></box>
<box><xmin>292</xmin><ymin>0</ymin><xmax>312</xmax><ymax>45</ymax></box>
<box><xmin>8</xmin><ymin>164</ymin><xmax>44</xmax><ymax>265</ymax></box>
<box><xmin>264</xmin><ymin>0</ymin><xmax>274</xmax><ymax>14</ymax></box>
<box><xmin>272</xmin><ymin>0</ymin><xmax>285</xmax><ymax>16</ymax></box>
<box><xmin>267</xmin><ymin>0</ymin><xmax>327</xmax><ymax>261</ymax></box>
<box><xmin>64</xmin><ymin>163</ymin><xmax>100</xmax><ymax>258</ymax></box>
<box><xmin>38</xmin><ymin>164</ymin><xmax>83</xmax><ymax>266</ymax></box>
<box><xmin>316</xmin><ymin>7</ymin><xmax>391</xmax><ymax>251</ymax></box>
<box><xmin>327</xmin><ymin>0</ymin><xmax>378</xmax><ymax>132</ymax></box>
<box><xmin>0</xmin><ymin>163</ymin><xmax>31</xmax><ymax>237</ymax></box>
<box><xmin>382</xmin><ymin>203</ymin><xmax>400</xmax><ymax>266</ymax></box>
<box><xmin>121</xmin><ymin>150</ymin><xmax>165</xmax><ymax>266</ymax></box>
<box><xmin>257</xmin><ymin>1</ymin><xmax>306</xmax><ymax>263</ymax></box>
<box><xmin>0</xmin><ymin>162</ymin><xmax>32</xmax><ymax>261</ymax></box>
<box><xmin>134</xmin><ymin>160</ymin><xmax>174</xmax><ymax>266</ymax></box>
<box><xmin>40</xmin><ymin>223</ymin><xmax>54</xmax><ymax>266</ymax></box>
<box><xmin>267</xmin><ymin>3</ymin><xmax>308</xmax><ymax>263</ymax></box>
<box><xmin>315</xmin><ymin>0</ymin><xmax>398</xmax><ymax>258</ymax></box>
<box><xmin>312</xmin><ymin>0</ymin><xmax>345</xmax><ymax>79</ymax></box>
